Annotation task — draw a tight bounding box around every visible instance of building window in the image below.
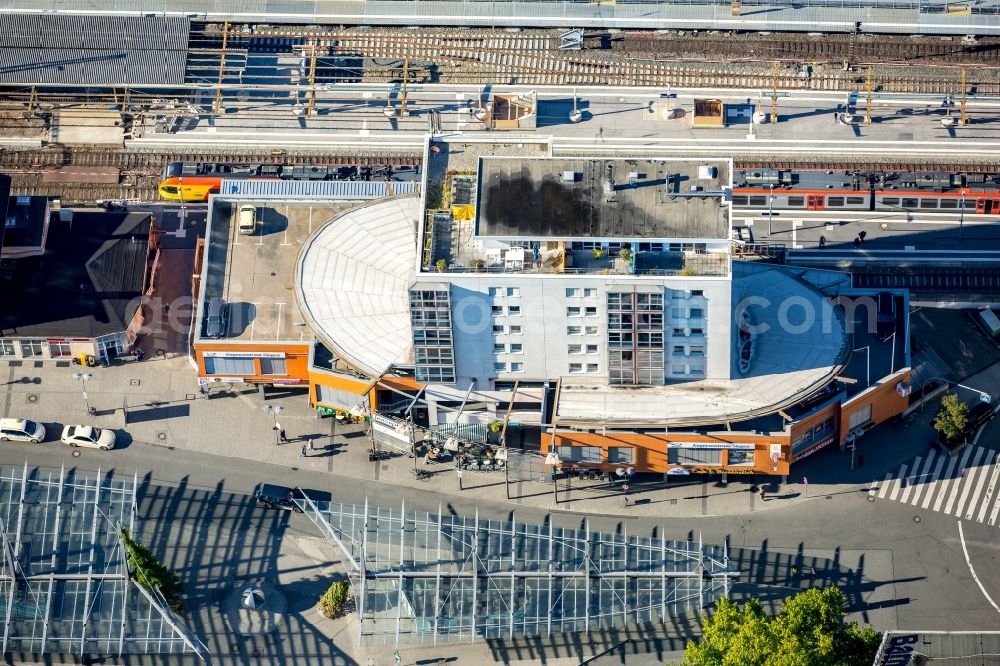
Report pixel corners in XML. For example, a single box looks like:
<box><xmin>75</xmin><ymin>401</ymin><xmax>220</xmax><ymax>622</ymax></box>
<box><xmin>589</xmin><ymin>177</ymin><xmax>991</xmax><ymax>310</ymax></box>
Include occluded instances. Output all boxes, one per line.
<box><xmin>507</xmin><ymin>287</ymin><xmax>520</xmax><ymax>297</ymax></box>
<box><xmin>567</xmin><ymin>326</ymin><xmax>582</xmax><ymax>336</ymax></box>
<box><xmin>692</xmin><ymin>290</ymin><xmax>703</xmax><ymax>296</ymax></box>
<box><xmin>555</xmin><ymin>445</ymin><xmax>602</xmax><ymax>464</ymax></box>
<box><xmin>670</xmin><ymin>308</ymin><xmax>686</xmax><ymax>319</ymax></box>
<box><xmin>568</xmin><ymin>344</ymin><xmax>583</xmax><ymax>355</ymax></box>
<box><xmin>489</xmin><ymin>287</ymin><xmax>500</xmax><ymax>298</ymax></box>
<box><xmin>586</xmin><ymin>344</ymin><xmax>599</xmax><ymax>354</ymax></box>
<box><xmin>672</xmin><ymin>345</ymin><xmax>685</xmax><ymax>355</ymax></box>
<box><xmin>567</xmin><ymin>307</ymin><xmax>581</xmax><ymax>317</ymax></box>
<box><xmin>0</xmin><ymin>341</ymin><xmax>14</xmax><ymax>357</ymax></box>
<box><xmin>509</xmin><ymin>325</ymin><xmax>522</xmax><ymax>335</ymax></box>
<box><xmin>18</xmin><ymin>340</ymin><xmax>43</xmax><ymax>358</ymax></box>
<box><xmin>260</xmin><ymin>358</ymin><xmax>287</xmax><ymax>375</ymax></box>
<box><xmin>689</xmin><ymin>365</ymin><xmax>704</xmax><ymax>375</ymax></box>
<box><xmin>48</xmin><ymin>341</ymin><xmax>72</xmax><ymax>357</ymax></box>
<box><xmin>671</xmin><ymin>365</ymin><xmax>685</xmax><ymax>374</ymax></box>
<box><xmin>493</xmin><ymin>324</ymin><xmax>504</xmax><ymax>334</ymax></box>
<box><xmin>583</xmin><ymin>288</ymin><xmax>597</xmax><ymax>298</ymax></box>
<box><xmin>494</xmin><ymin>343</ymin><xmax>506</xmax><ymax>354</ymax></box>
<box><xmin>608</xmin><ymin>446</ymin><xmax>635</xmax><ymax>465</ymax></box>
<box><xmin>586</xmin><ymin>363</ymin><xmax>599</xmax><ymax>373</ymax></box>
<box><xmin>672</xmin><ymin>328</ymin><xmax>685</xmax><ymax>336</ymax></box>
<box><xmin>494</xmin><ymin>362</ymin><xmax>507</xmax><ymax>373</ymax></box>
<box><xmin>510</xmin><ymin>343</ymin><xmax>523</xmax><ymax>353</ymax></box>
<box><xmin>568</xmin><ymin>363</ymin><xmax>583</xmax><ymax>374</ymax></box>
<box><xmin>585</xmin><ymin>326</ymin><xmax>598</xmax><ymax>335</ymax></box>
<box><xmin>848</xmin><ymin>405</ymin><xmax>873</xmax><ymax>430</ymax></box>
<box><xmin>690</xmin><ymin>328</ymin><xmax>704</xmax><ymax>335</ymax></box>
<box><xmin>510</xmin><ymin>362</ymin><xmax>523</xmax><ymax>372</ymax></box>
<box><xmin>585</xmin><ymin>306</ymin><xmax>598</xmax><ymax>317</ymax></box>
<box><xmin>669</xmin><ymin>447</ymin><xmax>722</xmax><ymax>466</ymax></box>
<box><xmin>728</xmin><ymin>450</ymin><xmax>755</xmax><ymax>466</ymax></box>
<box><xmin>689</xmin><ymin>346</ymin><xmax>705</xmax><ymax>357</ymax></box>
<box><xmin>491</xmin><ymin>305</ymin><xmax>502</xmax><ymax>315</ymax></box>
<box><xmin>204</xmin><ymin>356</ymin><xmax>255</xmax><ymax>375</ymax></box>
<box><xmin>689</xmin><ymin>308</ymin><xmax>704</xmax><ymax>319</ymax></box>
<box><xmin>508</xmin><ymin>306</ymin><xmax>521</xmax><ymax>316</ymax></box>
<box><xmin>566</xmin><ymin>288</ymin><xmax>581</xmax><ymax>298</ymax></box>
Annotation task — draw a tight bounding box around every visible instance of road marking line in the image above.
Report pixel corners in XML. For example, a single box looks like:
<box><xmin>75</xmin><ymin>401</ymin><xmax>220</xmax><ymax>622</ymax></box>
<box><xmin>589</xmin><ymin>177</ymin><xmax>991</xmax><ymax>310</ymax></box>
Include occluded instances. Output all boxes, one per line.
<box><xmin>957</xmin><ymin>520</ymin><xmax>1000</xmax><ymax>615</ymax></box>
<box><xmin>975</xmin><ymin>452</ymin><xmax>1000</xmax><ymax>524</ymax></box>
<box><xmin>889</xmin><ymin>464</ymin><xmax>907</xmax><ymax>501</ymax></box>
<box><xmin>921</xmin><ymin>453</ymin><xmax>948</xmax><ymax>509</ymax></box>
<box><xmin>899</xmin><ymin>456</ymin><xmax>921</xmax><ymax>504</ymax></box>
<box><xmin>877</xmin><ymin>473</ymin><xmax>893</xmax><ymax>499</ymax></box>
<box><xmin>989</xmin><ymin>482</ymin><xmax>1000</xmax><ymax>526</ymax></box>
<box><xmin>944</xmin><ymin>447</ymin><xmax>975</xmax><ymax>514</ymax></box>
<box><xmin>868</xmin><ymin>479</ymin><xmax>880</xmax><ymax>499</ymax></box>
<box><xmin>964</xmin><ymin>457</ymin><xmax>993</xmax><ymax>521</ymax></box>
<box><xmin>934</xmin><ymin>453</ymin><xmax>962</xmax><ymax>513</ymax></box>
<box><xmin>952</xmin><ymin>447</ymin><xmax>987</xmax><ymax>517</ymax></box>
<box><xmin>909</xmin><ymin>449</ymin><xmax>937</xmax><ymax>506</ymax></box>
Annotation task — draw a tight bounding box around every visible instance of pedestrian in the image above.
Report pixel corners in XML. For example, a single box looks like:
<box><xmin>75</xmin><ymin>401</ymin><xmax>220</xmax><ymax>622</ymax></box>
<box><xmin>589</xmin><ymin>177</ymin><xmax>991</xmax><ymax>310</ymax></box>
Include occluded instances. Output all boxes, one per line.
<box><xmin>623</xmin><ymin>495</ymin><xmax>629</xmax><ymax>507</ymax></box>
<box><xmin>858</xmin><ymin>230</ymin><xmax>867</xmax><ymax>242</ymax></box>
<box><xmin>279</xmin><ymin>428</ymin><xmax>288</xmax><ymax>443</ymax></box>
<box><xmin>818</xmin><ymin>235</ymin><xmax>827</xmax><ymax>249</ymax></box>
<box><xmin>308</xmin><ymin>437</ymin><xmax>315</xmax><ymax>451</ymax></box>
<box><xmin>300</xmin><ymin>444</ymin><xmax>307</xmax><ymax>458</ymax></box>
<box><xmin>758</xmin><ymin>487</ymin><xmax>767</xmax><ymax>501</ymax></box>
<box><xmin>858</xmin><ymin>453</ymin><xmax>865</xmax><ymax>467</ymax></box>
<box><xmin>853</xmin><ymin>237</ymin><xmax>861</xmax><ymax>250</ymax></box>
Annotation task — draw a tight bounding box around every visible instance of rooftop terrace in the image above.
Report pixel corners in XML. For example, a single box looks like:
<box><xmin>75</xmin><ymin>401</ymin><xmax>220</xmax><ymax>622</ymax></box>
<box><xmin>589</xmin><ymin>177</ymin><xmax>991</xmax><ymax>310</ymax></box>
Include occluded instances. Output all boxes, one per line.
<box><xmin>477</xmin><ymin>157</ymin><xmax>731</xmax><ymax>241</ymax></box>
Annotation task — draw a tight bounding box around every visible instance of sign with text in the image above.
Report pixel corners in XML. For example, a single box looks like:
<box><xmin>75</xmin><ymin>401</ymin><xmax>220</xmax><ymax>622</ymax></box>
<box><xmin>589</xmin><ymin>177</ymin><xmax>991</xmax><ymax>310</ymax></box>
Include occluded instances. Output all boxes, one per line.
<box><xmin>670</xmin><ymin>442</ymin><xmax>755</xmax><ymax>451</ymax></box>
<box><xmin>203</xmin><ymin>351</ymin><xmax>286</xmax><ymax>359</ymax></box>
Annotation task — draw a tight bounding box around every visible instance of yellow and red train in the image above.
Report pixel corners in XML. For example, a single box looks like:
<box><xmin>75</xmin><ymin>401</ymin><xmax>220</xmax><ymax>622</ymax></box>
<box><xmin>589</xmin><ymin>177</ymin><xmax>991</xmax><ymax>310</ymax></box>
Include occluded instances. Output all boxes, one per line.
<box><xmin>157</xmin><ymin>162</ymin><xmax>421</xmax><ymax>202</ymax></box>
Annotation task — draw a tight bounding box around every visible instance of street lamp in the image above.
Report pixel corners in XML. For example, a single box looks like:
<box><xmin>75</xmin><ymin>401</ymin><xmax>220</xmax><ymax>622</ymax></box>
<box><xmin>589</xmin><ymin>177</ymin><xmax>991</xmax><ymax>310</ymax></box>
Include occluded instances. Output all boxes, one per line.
<box><xmin>852</xmin><ymin>345</ymin><xmax>870</xmax><ymax>387</ymax></box>
<box><xmin>768</xmin><ymin>184</ymin><xmax>775</xmax><ymax>236</ymax></box>
<box><xmin>263</xmin><ymin>404</ymin><xmax>284</xmax><ymax>445</ymax></box>
<box><xmin>73</xmin><ymin>372</ymin><xmax>95</xmax><ymax>416</ymax></box>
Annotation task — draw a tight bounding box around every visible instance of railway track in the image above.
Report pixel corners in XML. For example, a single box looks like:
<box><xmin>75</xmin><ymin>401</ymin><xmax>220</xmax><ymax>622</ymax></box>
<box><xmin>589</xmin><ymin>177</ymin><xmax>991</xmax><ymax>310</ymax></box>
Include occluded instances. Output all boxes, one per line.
<box><xmin>186</xmin><ymin>25</ymin><xmax>1000</xmax><ymax>95</ymax></box>
<box><xmin>0</xmin><ymin>147</ymin><xmax>423</xmax><ymax>202</ymax></box>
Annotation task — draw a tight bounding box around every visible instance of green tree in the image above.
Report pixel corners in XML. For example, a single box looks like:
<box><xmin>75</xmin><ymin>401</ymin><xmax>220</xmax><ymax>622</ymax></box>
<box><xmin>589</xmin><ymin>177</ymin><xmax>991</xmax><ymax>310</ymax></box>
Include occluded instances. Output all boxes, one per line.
<box><xmin>120</xmin><ymin>528</ymin><xmax>184</xmax><ymax>612</ymax></box>
<box><xmin>683</xmin><ymin>587</ymin><xmax>881</xmax><ymax>666</ymax></box>
<box><xmin>933</xmin><ymin>393</ymin><xmax>968</xmax><ymax>443</ymax></box>
<box><xmin>319</xmin><ymin>580</ymin><xmax>351</xmax><ymax>618</ymax></box>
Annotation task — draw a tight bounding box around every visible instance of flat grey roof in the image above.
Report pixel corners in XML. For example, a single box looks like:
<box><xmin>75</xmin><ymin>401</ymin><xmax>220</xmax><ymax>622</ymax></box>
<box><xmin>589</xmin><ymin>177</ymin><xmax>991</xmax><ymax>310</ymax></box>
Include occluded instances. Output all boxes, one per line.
<box><xmin>0</xmin><ymin>14</ymin><xmax>189</xmax><ymax>85</ymax></box>
<box><xmin>477</xmin><ymin>158</ymin><xmax>730</xmax><ymax>241</ymax></box>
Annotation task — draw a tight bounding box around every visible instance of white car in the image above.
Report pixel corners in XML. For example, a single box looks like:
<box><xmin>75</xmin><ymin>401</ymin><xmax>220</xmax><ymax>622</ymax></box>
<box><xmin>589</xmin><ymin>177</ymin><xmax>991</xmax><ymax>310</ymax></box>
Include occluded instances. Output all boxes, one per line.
<box><xmin>0</xmin><ymin>418</ymin><xmax>46</xmax><ymax>443</ymax></box>
<box><xmin>60</xmin><ymin>425</ymin><xmax>116</xmax><ymax>450</ymax></box>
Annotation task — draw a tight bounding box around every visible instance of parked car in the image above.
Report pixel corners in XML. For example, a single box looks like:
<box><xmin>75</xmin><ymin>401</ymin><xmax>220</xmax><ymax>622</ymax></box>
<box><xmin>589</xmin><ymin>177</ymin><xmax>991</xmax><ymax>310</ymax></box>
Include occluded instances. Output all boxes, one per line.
<box><xmin>0</xmin><ymin>418</ymin><xmax>46</xmax><ymax>443</ymax></box>
<box><xmin>876</xmin><ymin>292</ymin><xmax>896</xmax><ymax>341</ymax></box>
<box><xmin>254</xmin><ymin>484</ymin><xmax>304</xmax><ymax>512</ymax></box>
<box><xmin>966</xmin><ymin>402</ymin><xmax>997</xmax><ymax>436</ymax></box>
<box><xmin>60</xmin><ymin>425</ymin><xmax>116</xmax><ymax>450</ymax></box>
<box><xmin>204</xmin><ymin>298</ymin><xmax>228</xmax><ymax>338</ymax></box>
<box><xmin>237</xmin><ymin>204</ymin><xmax>257</xmax><ymax>234</ymax></box>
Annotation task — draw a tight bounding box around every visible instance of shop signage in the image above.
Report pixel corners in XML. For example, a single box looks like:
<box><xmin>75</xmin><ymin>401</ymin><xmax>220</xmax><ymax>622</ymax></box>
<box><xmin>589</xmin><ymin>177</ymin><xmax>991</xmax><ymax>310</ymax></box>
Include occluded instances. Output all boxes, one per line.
<box><xmin>197</xmin><ymin>376</ymin><xmax>244</xmax><ymax>385</ymax></box>
<box><xmin>793</xmin><ymin>435</ymin><xmax>835</xmax><ymax>462</ymax></box>
<box><xmin>684</xmin><ymin>467</ymin><xmax>755</xmax><ymax>475</ymax></box>
<box><xmin>272</xmin><ymin>379</ymin><xmax>303</xmax><ymax>386</ymax></box>
<box><xmin>203</xmin><ymin>351</ymin><xmax>286</xmax><ymax>359</ymax></box>
<box><xmin>666</xmin><ymin>468</ymin><xmax>690</xmax><ymax>476</ymax></box>
<box><xmin>670</xmin><ymin>442</ymin><xmax>756</xmax><ymax>451</ymax></box>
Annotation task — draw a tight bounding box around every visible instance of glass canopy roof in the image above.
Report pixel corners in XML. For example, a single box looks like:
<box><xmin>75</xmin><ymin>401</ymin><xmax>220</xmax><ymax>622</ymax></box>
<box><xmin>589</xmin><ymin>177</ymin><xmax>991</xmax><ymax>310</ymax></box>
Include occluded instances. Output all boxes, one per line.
<box><xmin>298</xmin><ymin>497</ymin><xmax>738</xmax><ymax>647</ymax></box>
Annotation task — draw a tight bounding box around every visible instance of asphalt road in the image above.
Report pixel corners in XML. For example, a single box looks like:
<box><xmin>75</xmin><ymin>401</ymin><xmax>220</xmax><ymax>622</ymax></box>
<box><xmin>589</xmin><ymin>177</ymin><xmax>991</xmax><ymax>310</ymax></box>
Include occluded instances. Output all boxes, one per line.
<box><xmin>1</xmin><ymin>433</ymin><xmax>997</xmax><ymax>665</ymax></box>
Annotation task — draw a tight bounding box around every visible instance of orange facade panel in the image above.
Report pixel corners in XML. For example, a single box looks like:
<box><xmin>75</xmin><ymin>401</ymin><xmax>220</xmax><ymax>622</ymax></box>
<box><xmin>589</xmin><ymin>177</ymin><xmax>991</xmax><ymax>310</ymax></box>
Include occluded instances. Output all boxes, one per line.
<box><xmin>195</xmin><ymin>342</ymin><xmax>311</xmax><ymax>385</ymax></box>
<box><xmin>839</xmin><ymin>371</ymin><xmax>911</xmax><ymax>443</ymax></box>
<box><xmin>543</xmin><ymin>429</ymin><xmax>791</xmax><ymax>477</ymax></box>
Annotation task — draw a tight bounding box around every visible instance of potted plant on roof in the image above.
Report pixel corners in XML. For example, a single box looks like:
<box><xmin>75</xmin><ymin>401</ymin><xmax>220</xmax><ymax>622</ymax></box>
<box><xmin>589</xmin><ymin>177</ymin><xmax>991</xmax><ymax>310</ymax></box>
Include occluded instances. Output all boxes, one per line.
<box><xmin>435</xmin><ymin>258</ymin><xmax>448</xmax><ymax>272</ymax></box>
<box><xmin>592</xmin><ymin>247</ymin><xmax>604</xmax><ymax>259</ymax></box>
<box><xmin>618</xmin><ymin>247</ymin><xmax>633</xmax><ymax>264</ymax></box>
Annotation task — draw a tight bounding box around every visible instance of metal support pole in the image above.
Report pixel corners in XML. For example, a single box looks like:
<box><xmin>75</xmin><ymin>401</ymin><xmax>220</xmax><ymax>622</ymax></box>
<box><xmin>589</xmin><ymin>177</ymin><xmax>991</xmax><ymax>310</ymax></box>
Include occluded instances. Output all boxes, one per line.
<box><xmin>960</xmin><ymin>67</ymin><xmax>967</xmax><ymax>127</ymax></box>
<box><xmin>307</xmin><ymin>42</ymin><xmax>318</xmax><ymax>118</ymax></box>
<box><xmin>865</xmin><ymin>66</ymin><xmax>873</xmax><ymax>125</ymax></box>
<box><xmin>213</xmin><ymin>21</ymin><xmax>229</xmax><ymax>116</ymax></box>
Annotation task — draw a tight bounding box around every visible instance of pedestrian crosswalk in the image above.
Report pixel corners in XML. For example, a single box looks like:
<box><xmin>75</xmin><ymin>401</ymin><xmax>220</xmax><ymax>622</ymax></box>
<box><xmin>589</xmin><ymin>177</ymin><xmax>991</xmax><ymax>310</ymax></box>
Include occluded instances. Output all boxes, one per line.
<box><xmin>868</xmin><ymin>446</ymin><xmax>1000</xmax><ymax>526</ymax></box>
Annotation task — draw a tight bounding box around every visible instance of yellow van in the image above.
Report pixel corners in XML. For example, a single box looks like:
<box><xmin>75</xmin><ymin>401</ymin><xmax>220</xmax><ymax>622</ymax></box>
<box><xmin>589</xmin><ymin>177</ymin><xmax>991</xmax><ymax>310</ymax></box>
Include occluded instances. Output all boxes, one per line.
<box><xmin>238</xmin><ymin>204</ymin><xmax>257</xmax><ymax>235</ymax></box>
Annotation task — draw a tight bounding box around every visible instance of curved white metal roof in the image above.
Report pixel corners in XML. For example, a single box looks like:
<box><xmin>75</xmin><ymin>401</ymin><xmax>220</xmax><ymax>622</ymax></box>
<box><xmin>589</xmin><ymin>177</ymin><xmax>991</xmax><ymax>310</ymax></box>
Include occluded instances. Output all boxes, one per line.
<box><xmin>295</xmin><ymin>197</ymin><xmax>420</xmax><ymax>377</ymax></box>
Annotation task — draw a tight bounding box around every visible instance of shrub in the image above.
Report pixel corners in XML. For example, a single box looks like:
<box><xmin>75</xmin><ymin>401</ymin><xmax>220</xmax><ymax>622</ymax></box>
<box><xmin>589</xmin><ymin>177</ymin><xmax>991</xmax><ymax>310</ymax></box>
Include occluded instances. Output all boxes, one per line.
<box><xmin>592</xmin><ymin>248</ymin><xmax>604</xmax><ymax>259</ymax></box>
<box><xmin>618</xmin><ymin>247</ymin><xmax>633</xmax><ymax>263</ymax></box>
<box><xmin>933</xmin><ymin>393</ymin><xmax>968</xmax><ymax>443</ymax></box>
<box><xmin>435</xmin><ymin>258</ymin><xmax>448</xmax><ymax>272</ymax></box>
<box><xmin>320</xmin><ymin>580</ymin><xmax>351</xmax><ymax>619</ymax></box>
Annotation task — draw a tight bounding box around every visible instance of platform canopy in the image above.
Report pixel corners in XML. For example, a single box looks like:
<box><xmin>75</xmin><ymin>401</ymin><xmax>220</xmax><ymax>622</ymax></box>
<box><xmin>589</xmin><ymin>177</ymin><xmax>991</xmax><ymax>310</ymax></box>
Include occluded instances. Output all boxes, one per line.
<box><xmin>0</xmin><ymin>465</ymin><xmax>208</xmax><ymax>660</ymax></box>
<box><xmin>298</xmin><ymin>496</ymin><xmax>738</xmax><ymax>647</ymax></box>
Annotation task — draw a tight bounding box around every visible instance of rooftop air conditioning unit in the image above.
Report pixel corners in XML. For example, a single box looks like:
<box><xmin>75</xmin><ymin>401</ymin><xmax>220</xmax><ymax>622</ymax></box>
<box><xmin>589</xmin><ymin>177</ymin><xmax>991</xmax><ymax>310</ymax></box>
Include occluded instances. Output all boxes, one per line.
<box><xmin>698</xmin><ymin>166</ymin><xmax>718</xmax><ymax>180</ymax></box>
<box><xmin>562</xmin><ymin>171</ymin><xmax>580</xmax><ymax>182</ymax></box>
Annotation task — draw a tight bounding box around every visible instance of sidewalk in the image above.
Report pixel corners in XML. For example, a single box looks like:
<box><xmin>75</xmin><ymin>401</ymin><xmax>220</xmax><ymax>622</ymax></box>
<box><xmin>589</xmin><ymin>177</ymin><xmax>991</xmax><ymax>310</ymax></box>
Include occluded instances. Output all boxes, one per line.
<box><xmin>0</xmin><ymin>353</ymin><xmax>948</xmax><ymax>519</ymax></box>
